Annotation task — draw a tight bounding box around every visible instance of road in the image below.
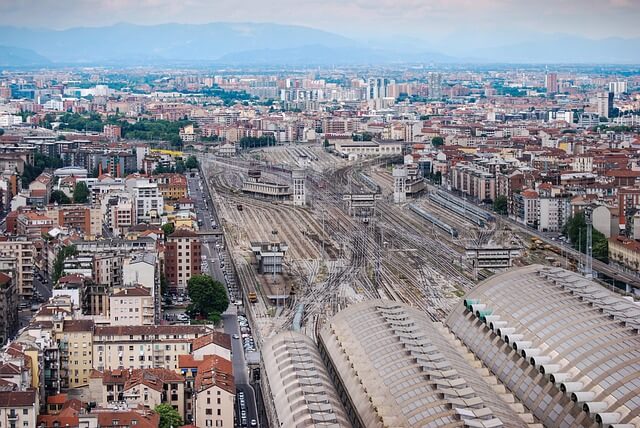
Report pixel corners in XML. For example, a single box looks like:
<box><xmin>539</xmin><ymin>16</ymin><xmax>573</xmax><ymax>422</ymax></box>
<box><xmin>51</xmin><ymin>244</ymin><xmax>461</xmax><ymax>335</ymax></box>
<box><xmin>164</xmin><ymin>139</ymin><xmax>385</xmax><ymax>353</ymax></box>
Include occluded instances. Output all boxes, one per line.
<box><xmin>187</xmin><ymin>172</ymin><xmax>260</xmax><ymax>427</ymax></box>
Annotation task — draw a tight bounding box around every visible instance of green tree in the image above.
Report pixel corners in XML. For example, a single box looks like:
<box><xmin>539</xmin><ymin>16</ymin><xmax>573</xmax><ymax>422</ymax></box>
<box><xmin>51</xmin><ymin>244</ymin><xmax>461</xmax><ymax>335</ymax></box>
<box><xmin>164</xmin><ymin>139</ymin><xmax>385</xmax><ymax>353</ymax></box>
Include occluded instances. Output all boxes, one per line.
<box><xmin>162</xmin><ymin>222</ymin><xmax>175</xmax><ymax>238</ymax></box>
<box><xmin>207</xmin><ymin>311</ymin><xmax>222</xmax><ymax>325</ymax></box>
<box><xmin>186</xmin><ymin>274</ymin><xmax>229</xmax><ymax>318</ymax></box>
<box><xmin>431</xmin><ymin>136</ymin><xmax>444</xmax><ymax>147</ymax></box>
<box><xmin>564</xmin><ymin>212</ymin><xmax>609</xmax><ymax>262</ymax></box>
<box><xmin>50</xmin><ymin>190</ymin><xmax>71</xmax><ymax>205</ymax></box>
<box><xmin>0</xmin><ymin>128</ymin><xmax>4</xmax><ymax>136</ymax></box>
<box><xmin>72</xmin><ymin>181</ymin><xmax>90</xmax><ymax>204</ymax></box>
<box><xmin>323</xmin><ymin>138</ymin><xmax>330</xmax><ymax>148</ymax></box>
<box><xmin>155</xmin><ymin>403</ymin><xmax>183</xmax><ymax>428</ymax></box>
<box><xmin>185</xmin><ymin>156</ymin><xmax>199</xmax><ymax>169</ymax></box>
<box><xmin>21</xmin><ymin>152</ymin><xmax>64</xmax><ymax>187</ymax></box>
<box><xmin>175</xmin><ymin>159</ymin><xmax>186</xmax><ymax>174</ymax></box>
<box><xmin>493</xmin><ymin>195</ymin><xmax>508</xmax><ymax>215</ymax></box>
<box><xmin>52</xmin><ymin>245</ymin><xmax>78</xmax><ymax>284</ymax></box>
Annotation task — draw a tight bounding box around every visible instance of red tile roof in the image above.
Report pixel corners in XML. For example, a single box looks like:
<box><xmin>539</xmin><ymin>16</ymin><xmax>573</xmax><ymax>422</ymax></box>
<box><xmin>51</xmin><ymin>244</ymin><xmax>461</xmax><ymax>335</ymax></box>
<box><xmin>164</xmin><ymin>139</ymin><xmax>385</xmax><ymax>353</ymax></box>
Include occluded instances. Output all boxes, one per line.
<box><xmin>191</xmin><ymin>332</ymin><xmax>231</xmax><ymax>352</ymax></box>
<box><xmin>0</xmin><ymin>390</ymin><xmax>36</xmax><ymax>407</ymax></box>
<box><xmin>112</xmin><ymin>286</ymin><xmax>151</xmax><ymax>297</ymax></box>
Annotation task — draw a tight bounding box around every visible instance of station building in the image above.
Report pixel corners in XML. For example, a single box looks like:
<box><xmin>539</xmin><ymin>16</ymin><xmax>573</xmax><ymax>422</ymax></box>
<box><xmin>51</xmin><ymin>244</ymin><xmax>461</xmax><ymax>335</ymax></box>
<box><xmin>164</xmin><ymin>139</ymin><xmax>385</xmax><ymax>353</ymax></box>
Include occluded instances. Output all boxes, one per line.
<box><xmin>447</xmin><ymin>264</ymin><xmax>640</xmax><ymax>428</ymax></box>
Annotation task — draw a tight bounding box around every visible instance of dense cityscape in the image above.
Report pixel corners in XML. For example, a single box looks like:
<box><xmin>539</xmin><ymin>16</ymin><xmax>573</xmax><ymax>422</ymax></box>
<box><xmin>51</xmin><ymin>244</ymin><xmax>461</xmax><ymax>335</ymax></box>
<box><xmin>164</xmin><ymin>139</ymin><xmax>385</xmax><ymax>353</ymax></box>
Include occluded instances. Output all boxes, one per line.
<box><xmin>0</xmin><ymin>2</ymin><xmax>640</xmax><ymax>428</ymax></box>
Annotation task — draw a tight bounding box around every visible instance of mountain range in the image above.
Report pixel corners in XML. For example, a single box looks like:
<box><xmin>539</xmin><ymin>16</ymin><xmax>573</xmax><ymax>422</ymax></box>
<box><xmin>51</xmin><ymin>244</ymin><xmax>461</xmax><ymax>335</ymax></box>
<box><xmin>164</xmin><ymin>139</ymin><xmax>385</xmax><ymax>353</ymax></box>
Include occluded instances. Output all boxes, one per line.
<box><xmin>0</xmin><ymin>23</ymin><xmax>638</xmax><ymax>66</ymax></box>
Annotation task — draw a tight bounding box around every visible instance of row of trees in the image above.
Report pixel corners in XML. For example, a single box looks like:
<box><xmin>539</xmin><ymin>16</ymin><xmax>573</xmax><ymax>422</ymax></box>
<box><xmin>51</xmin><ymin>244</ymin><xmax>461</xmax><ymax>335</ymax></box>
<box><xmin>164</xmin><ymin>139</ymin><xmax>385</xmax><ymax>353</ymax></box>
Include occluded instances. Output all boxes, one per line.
<box><xmin>56</xmin><ymin>113</ymin><xmax>191</xmax><ymax>147</ymax></box>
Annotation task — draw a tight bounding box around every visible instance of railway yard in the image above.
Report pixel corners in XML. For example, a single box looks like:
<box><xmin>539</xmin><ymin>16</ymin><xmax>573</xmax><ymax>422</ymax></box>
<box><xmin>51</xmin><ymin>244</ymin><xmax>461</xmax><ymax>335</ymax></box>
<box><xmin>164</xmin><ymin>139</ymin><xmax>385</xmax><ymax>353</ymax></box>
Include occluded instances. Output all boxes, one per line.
<box><xmin>200</xmin><ymin>144</ymin><xmax>557</xmax><ymax>341</ymax></box>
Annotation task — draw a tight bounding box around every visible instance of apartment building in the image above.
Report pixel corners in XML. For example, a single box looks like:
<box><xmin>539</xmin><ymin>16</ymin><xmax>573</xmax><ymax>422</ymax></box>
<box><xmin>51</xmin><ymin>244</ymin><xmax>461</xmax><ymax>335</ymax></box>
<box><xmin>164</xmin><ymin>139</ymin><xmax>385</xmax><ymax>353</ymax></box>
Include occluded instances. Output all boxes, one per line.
<box><xmin>0</xmin><ymin>273</ymin><xmax>19</xmax><ymax>345</ymax></box>
<box><xmin>89</xmin><ymin>368</ymin><xmax>186</xmax><ymax>421</ymax></box>
<box><xmin>192</xmin><ymin>357</ymin><xmax>235</xmax><ymax>428</ymax></box>
<box><xmin>538</xmin><ymin>196</ymin><xmax>571</xmax><ymax>232</ymax></box>
<box><xmin>47</xmin><ymin>204</ymin><xmax>102</xmax><ymax>237</ymax></box>
<box><xmin>109</xmin><ymin>286</ymin><xmax>154</xmax><ymax>326</ymax></box>
<box><xmin>608</xmin><ymin>236</ymin><xmax>640</xmax><ymax>271</ymax></box>
<box><xmin>153</xmin><ymin>173</ymin><xmax>188</xmax><ymax>201</ymax></box>
<box><xmin>104</xmin><ymin>194</ymin><xmax>134</xmax><ymax>237</ymax></box>
<box><xmin>53</xmin><ymin>319</ymin><xmax>94</xmax><ymax>389</ymax></box>
<box><xmin>131</xmin><ymin>179</ymin><xmax>164</xmax><ymax>224</ymax></box>
<box><xmin>165</xmin><ymin>229</ymin><xmax>201</xmax><ymax>290</ymax></box>
<box><xmin>0</xmin><ymin>237</ymin><xmax>34</xmax><ymax>298</ymax></box>
<box><xmin>93</xmin><ymin>325</ymin><xmax>210</xmax><ymax>372</ymax></box>
<box><xmin>0</xmin><ymin>391</ymin><xmax>39</xmax><ymax>428</ymax></box>
<box><xmin>513</xmin><ymin>189</ymin><xmax>540</xmax><ymax>228</ymax></box>
<box><xmin>15</xmin><ymin>212</ymin><xmax>55</xmax><ymax>240</ymax></box>
<box><xmin>450</xmin><ymin>161</ymin><xmax>496</xmax><ymax>202</ymax></box>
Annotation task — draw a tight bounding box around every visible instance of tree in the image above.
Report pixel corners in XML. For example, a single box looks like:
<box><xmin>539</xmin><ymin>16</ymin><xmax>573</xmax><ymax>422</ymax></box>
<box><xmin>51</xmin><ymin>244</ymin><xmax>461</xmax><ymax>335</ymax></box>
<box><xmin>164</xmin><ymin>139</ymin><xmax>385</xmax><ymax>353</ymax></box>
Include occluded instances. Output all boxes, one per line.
<box><xmin>493</xmin><ymin>195</ymin><xmax>508</xmax><ymax>215</ymax></box>
<box><xmin>21</xmin><ymin>152</ymin><xmax>63</xmax><ymax>187</ymax></box>
<box><xmin>563</xmin><ymin>212</ymin><xmax>609</xmax><ymax>262</ymax></box>
<box><xmin>186</xmin><ymin>274</ymin><xmax>229</xmax><ymax>318</ymax></box>
<box><xmin>73</xmin><ymin>181</ymin><xmax>90</xmax><ymax>204</ymax></box>
<box><xmin>52</xmin><ymin>245</ymin><xmax>78</xmax><ymax>283</ymax></box>
<box><xmin>0</xmin><ymin>128</ymin><xmax>4</xmax><ymax>136</ymax></box>
<box><xmin>323</xmin><ymin>138</ymin><xmax>330</xmax><ymax>148</ymax></box>
<box><xmin>162</xmin><ymin>222</ymin><xmax>175</xmax><ymax>238</ymax></box>
<box><xmin>160</xmin><ymin>273</ymin><xmax>168</xmax><ymax>296</ymax></box>
<box><xmin>185</xmin><ymin>156</ymin><xmax>199</xmax><ymax>170</ymax></box>
<box><xmin>431</xmin><ymin>136</ymin><xmax>444</xmax><ymax>147</ymax></box>
<box><xmin>155</xmin><ymin>404</ymin><xmax>183</xmax><ymax>428</ymax></box>
<box><xmin>175</xmin><ymin>159</ymin><xmax>186</xmax><ymax>174</ymax></box>
<box><xmin>50</xmin><ymin>190</ymin><xmax>71</xmax><ymax>205</ymax></box>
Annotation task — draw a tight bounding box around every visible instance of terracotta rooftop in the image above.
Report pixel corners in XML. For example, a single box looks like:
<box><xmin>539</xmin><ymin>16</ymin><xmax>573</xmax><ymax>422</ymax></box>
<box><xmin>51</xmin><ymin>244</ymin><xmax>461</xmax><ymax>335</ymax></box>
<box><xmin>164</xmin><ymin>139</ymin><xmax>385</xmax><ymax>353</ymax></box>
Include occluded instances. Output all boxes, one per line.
<box><xmin>0</xmin><ymin>390</ymin><xmax>36</xmax><ymax>407</ymax></box>
<box><xmin>168</xmin><ymin>228</ymin><xmax>199</xmax><ymax>238</ymax></box>
<box><xmin>191</xmin><ymin>332</ymin><xmax>232</xmax><ymax>352</ymax></box>
<box><xmin>194</xmin><ymin>357</ymin><xmax>235</xmax><ymax>395</ymax></box>
<box><xmin>95</xmin><ymin>325</ymin><xmax>209</xmax><ymax>336</ymax></box>
<box><xmin>112</xmin><ymin>286</ymin><xmax>151</xmax><ymax>297</ymax></box>
<box><xmin>63</xmin><ymin>319</ymin><xmax>95</xmax><ymax>333</ymax></box>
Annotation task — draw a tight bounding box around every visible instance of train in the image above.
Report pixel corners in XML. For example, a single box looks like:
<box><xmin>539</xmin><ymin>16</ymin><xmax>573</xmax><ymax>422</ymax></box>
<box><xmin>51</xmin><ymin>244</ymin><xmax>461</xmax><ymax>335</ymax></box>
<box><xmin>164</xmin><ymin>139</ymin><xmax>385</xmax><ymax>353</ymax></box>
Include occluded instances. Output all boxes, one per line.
<box><xmin>409</xmin><ymin>204</ymin><xmax>459</xmax><ymax>237</ymax></box>
<box><xmin>428</xmin><ymin>192</ymin><xmax>486</xmax><ymax>227</ymax></box>
<box><xmin>435</xmin><ymin>190</ymin><xmax>494</xmax><ymax>222</ymax></box>
<box><xmin>358</xmin><ymin>173</ymin><xmax>381</xmax><ymax>193</ymax></box>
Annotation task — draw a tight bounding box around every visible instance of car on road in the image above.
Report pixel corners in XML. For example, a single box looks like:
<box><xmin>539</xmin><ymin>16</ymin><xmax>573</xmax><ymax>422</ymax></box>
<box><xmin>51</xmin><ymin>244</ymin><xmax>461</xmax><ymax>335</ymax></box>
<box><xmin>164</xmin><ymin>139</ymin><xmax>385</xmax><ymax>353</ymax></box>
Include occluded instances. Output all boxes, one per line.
<box><xmin>250</xmin><ymin>419</ymin><xmax>257</xmax><ymax>427</ymax></box>
<box><xmin>232</xmin><ymin>334</ymin><xmax>240</xmax><ymax>339</ymax></box>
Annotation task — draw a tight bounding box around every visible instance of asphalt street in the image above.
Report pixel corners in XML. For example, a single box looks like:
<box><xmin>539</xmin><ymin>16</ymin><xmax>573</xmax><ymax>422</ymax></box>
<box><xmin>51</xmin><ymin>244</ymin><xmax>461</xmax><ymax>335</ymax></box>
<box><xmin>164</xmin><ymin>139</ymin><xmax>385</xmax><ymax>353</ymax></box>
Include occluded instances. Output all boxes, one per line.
<box><xmin>187</xmin><ymin>172</ymin><xmax>260</xmax><ymax>428</ymax></box>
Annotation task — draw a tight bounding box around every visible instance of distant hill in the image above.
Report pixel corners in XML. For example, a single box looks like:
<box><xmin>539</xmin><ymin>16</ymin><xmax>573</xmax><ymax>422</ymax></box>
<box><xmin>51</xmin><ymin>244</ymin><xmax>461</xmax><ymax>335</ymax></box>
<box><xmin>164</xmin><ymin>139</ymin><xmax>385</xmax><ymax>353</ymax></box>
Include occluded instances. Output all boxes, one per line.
<box><xmin>0</xmin><ymin>23</ymin><xmax>355</xmax><ymax>64</ymax></box>
<box><xmin>0</xmin><ymin>45</ymin><xmax>50</xmax><ymax>66</ymax></box>
<box><xmin>0</xmin><ymin>23</ymin><xmax>637</xmax><ymax>65</ymax></box>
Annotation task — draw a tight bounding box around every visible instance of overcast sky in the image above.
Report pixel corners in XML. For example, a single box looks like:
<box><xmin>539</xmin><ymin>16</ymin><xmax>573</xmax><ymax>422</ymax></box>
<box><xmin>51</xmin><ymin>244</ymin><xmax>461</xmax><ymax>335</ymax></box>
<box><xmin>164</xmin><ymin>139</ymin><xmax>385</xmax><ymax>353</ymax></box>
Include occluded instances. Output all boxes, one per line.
<box><xmin>0</xmin><ymin>0</ymin><xmax>639</xmax><ymax>39</ymax></box>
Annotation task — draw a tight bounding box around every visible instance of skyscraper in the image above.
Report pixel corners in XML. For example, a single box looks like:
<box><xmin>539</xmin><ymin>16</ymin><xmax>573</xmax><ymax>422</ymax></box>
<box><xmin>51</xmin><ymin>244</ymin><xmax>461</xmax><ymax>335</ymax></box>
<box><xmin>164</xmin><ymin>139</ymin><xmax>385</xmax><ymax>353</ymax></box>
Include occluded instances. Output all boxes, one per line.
<box><xmin>545</xmin><ymin>72</ymin><xmax>558</xmax><ymax>94</ymax></box>
<box><xmin>428</xmin><ymin>72</ymin><xmax>443</xmax><ymax>99</ymax></box>
<box><xmin>596</xmin><ymin>91</ymin><xmax>614</xmax><ymax>118</ymax></box>
<box><xmin>366</xmin><ymin>78</ymin><xmax>389</xmax><ymax>100</ymax></box>
<box><xmin>608</xmin><ymin>80</ymin><xmax>628</xmax><ymax>97</ymax></box>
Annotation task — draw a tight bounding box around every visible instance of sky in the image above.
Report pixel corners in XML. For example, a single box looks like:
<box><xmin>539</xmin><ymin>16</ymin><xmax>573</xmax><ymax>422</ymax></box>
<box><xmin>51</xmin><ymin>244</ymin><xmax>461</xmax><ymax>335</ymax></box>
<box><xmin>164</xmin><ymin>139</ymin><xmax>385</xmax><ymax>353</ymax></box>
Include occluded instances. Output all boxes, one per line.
<box><xmin>0</xmin><ymin>0</ymin><xmax>639</xmax><ymax>40</ymax></box>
